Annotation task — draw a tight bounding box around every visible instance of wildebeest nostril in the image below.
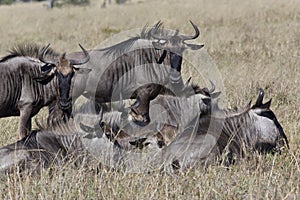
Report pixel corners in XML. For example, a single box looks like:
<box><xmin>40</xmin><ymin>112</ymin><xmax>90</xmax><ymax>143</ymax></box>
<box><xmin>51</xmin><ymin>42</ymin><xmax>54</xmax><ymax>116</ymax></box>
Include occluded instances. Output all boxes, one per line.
<box><xmin>59</xmin><ymin>100</ymin><xmax>71</xmax><ymax>110</ymax></box>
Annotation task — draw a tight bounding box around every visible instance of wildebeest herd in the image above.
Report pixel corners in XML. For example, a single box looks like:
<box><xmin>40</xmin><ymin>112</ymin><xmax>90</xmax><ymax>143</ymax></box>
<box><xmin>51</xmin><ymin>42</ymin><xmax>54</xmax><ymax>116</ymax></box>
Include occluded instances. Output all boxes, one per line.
<box><xmin>0</xmin><ymin>21</ymin><xmax>289</xmax><ymax>175</ymax></box>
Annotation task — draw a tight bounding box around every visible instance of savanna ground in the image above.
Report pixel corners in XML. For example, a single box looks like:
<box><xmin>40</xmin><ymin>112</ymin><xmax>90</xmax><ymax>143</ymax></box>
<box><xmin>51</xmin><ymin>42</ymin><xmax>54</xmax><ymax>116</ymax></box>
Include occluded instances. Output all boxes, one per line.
<box><xmin>0</xmin><ymin>0</ymin><xmax>299</xmax><ymax>199</ymax></box>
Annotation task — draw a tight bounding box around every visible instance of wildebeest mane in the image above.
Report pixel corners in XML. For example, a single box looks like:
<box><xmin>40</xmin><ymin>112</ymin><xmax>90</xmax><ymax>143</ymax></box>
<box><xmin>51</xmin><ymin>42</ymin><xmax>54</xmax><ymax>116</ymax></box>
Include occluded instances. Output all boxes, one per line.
<box><xmin>222</xmin><ymin>102</ymin><xmax>251</xmax><ymax>118</ymax></box>
<box><xmin>211</xmin><ymin>103</ymin><xmax>257</xmax><ymax>161</ymax></box>
<box><xmin>0</xmin><ymin>43</ymin><xmax>59</xmax><ymax>63</ymax></box>
<box><xmin>98</xmin><ymin>23</ymin><xmax>169</xmax><ymax>57</ymax></box>
<box><xmin>99</xmin><ymin>36</ymin><xmax>142</xmax><ymax>57</ymax></box>
<box><xmin>35</xmin><ymin>117</ymin><xmax>80</xmax><ymax>137</ymax></box>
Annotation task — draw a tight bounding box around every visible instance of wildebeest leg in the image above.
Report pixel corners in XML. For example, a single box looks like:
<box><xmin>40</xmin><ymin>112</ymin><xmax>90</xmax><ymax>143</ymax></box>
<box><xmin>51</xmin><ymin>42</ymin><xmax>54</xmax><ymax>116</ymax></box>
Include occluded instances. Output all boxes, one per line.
<box><xmin>18</xmin><ymin>105</ymin><xmax>33</xmax><ymax>139</ymax></box>
<box><xmin>130</xmin><ymin>84</ymin><xmax>162</xmax><ymax>125</ymax></box>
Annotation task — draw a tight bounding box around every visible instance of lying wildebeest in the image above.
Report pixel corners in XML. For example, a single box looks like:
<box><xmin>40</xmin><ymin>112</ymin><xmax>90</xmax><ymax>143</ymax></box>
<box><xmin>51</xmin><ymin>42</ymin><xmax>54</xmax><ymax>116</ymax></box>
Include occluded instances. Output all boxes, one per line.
<box><xmin>69</xmin><ymin>21</ymin><xmax>204</xmax><ymax>124</ymax></box>
<box><xmin>100</xmin><ymin>88</ymin><xmax>289</xmax><ymax>171</ymax></box>
<box><xmin>0</xmin><ymin>88</ymin><xmax>288</xmax><ymax>175</ymax></box>
<box><xmin>158</xmin><ymin>89</ymin><xmax>289</xmax><ymax>170</ymax></box>
<box><xmin>0</xmin><ymin>43</ymin><xmax>91</xmax><ymax>138</ymax></box>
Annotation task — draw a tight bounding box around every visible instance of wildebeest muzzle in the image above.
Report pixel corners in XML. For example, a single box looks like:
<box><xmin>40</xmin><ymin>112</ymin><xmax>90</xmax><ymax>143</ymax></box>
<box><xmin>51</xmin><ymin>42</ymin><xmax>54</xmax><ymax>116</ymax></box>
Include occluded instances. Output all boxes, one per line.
<box><xmin>57</xmin><ymin>71</ymin><xmax>74</xmax><ymax>111</ymax></box>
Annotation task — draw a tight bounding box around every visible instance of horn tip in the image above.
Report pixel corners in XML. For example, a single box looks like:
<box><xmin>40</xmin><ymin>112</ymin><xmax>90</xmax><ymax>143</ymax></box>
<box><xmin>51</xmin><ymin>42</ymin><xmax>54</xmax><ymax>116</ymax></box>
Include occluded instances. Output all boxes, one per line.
<box><xmin>259</xmin><ymin>88</ymin><xmax>264</xmax><ymax>92</ymax></box>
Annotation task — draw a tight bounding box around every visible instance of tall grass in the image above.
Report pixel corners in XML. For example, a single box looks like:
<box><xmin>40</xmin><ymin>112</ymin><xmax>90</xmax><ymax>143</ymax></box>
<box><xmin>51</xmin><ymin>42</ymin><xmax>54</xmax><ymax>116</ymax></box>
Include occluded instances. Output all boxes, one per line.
<box><xmin>0</xmin><ymin>0</ymin><xmax>299</xmax><ymax>198</ymax></box>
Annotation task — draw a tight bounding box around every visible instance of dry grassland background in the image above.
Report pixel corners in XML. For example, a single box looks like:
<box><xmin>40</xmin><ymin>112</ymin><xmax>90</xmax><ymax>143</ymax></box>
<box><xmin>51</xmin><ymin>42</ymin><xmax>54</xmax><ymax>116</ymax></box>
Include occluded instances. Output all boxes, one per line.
<box><xmin>0</xmin><ymin>0</ymin><xmax>299</xmax><ymax>199</ymax></box>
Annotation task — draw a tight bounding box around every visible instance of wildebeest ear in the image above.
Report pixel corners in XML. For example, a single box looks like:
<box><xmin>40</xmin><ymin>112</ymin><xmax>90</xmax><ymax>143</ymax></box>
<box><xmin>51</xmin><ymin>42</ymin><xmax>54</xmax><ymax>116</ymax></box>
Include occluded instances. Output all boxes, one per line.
<box><xmin>74</xmin><ymin>67</ymin><xmax>92</xmax><ymax>74</ymax></box>
<box><xmin>185</xmin><ymin>43</ymin><xmax>204</xmax><ymax>50</ymax></box>
<box><xmin>41</xmin><ymin>63</ymin><xmax>55</xmax><ymax>72</ymax></box>
<box><xmin>210</xmin><ymin>91</ymin><xmax>221</xmax><ymax>99</ymax></box>
<box><xmin>261</xmin><ymin>98</ymin><xmax>272</xmax><ymax>109</ymax></box>
<box><xmin>79</xmin><ymin>122</ymin><xmax>96</xmax><ymax>133</ymax></box>
<box><xmin>34</xmin><ymin>72</ymin><xmax>55</xmax><ymax>84</ymax></box>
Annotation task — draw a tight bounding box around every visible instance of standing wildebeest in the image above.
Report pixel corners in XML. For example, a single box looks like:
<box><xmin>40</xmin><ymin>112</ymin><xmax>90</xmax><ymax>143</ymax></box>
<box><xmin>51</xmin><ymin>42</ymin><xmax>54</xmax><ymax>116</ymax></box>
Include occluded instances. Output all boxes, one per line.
<box><xmin>0</xmin><ymin>44</ymin><xmax>91</xmax><ymax>138</ymax></box>
<box><xmin>70</xmin><ymin>21</ymin><xmax>204</xmax><ymax>124</ymax></box>
<box><xmin>0</xmin><ymin>89</ymin><xmax>289</xmax><ymax>174</ymax></box>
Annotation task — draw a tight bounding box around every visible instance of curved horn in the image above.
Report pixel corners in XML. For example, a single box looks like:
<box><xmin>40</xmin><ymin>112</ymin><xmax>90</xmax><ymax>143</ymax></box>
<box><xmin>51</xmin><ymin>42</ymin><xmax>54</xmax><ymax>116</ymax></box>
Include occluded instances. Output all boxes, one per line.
<box><xmin>130</xmin><ymin>98</ymin><xmax>141</xmax><ymax>109</ymax></box>
<box><xmin>150</xmin><ymin>20</ymin><xmax>173</xmax><ymax>40</ymax></box>
<box><xmin>255</xmin><ymin>88</ymin><xmax>264</xmax><ymax>106</ymax></box>
<box><xmin>179</xmin><ymin>20</ymin><xmax>200</xmax><ymax>41</ymax></box>
<box><xmin>69</xmin><ymin>44</ymin><xmax>90</xmax><ymax>65</ymax></box>
<box><xmin>208</xmin><ymin>80</ymin><xmax>216</xmax><ymax>93</ymax></box>
<box><xmin>39</xmin><ymin>43</ymin><xmax>57</xmax><ymax>65</ymax></box>
<box><xmin>79</xmin><ymin>122</ymin><xmax>96</xmax><ymax>133</ymax></box>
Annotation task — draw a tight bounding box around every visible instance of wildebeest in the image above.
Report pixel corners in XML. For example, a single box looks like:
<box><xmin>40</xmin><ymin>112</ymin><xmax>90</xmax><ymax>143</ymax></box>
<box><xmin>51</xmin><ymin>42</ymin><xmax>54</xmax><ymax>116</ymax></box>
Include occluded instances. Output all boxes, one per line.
<box><xmin>0</xmin><ymin>43</ymin><xmax>91</xmax><ymax>138</ymax></box>
<box><xmin>0</xmin><ymin>88</ymin><xmax>288</xmax><ymax>175</ymax></box>
<box><xmin>69</xmin><ymin>21</ymin><xmax>204</xmax><ymax>124</ymax></box>
<box><xmin>158</xmin><ymin>89</ymin><xmax>289</xmax><ymax>170</ymax></box>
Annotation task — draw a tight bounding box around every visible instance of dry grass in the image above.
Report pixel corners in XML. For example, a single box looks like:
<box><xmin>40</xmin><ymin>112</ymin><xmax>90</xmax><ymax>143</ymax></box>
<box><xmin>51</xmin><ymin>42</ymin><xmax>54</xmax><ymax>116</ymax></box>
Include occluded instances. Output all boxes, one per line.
<box><xmin>0</xmin><ymin>0</ymin><xmax>299</xmax><ymax>199</ymax></box>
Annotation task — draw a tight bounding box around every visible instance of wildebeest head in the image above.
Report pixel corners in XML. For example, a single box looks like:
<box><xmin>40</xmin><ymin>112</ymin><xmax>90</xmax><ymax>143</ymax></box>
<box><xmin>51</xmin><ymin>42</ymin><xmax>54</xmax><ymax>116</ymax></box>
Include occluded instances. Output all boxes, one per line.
<box><xmin>38</xmin><ymin>44</ymin><xmax>91</xmax><ymax>112</ymax></box>
<box><xmin>150</xmin><ymin>20</ymin><xmax>204</xmax><ymax>82</ymax></box>
<box><xmin>250</xmin><ymin>88</ymin><xmax>289</xmax><ymax>151</ymax></box>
